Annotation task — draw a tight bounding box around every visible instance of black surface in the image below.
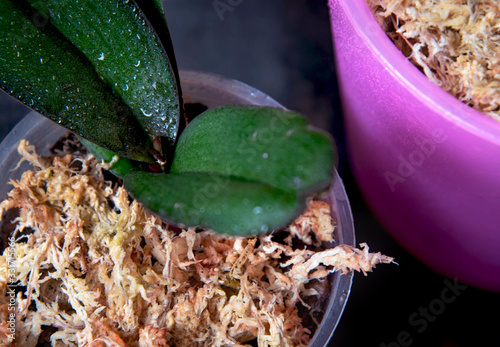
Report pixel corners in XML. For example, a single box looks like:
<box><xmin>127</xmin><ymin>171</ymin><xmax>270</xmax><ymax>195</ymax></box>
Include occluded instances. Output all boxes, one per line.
<box><xmin>0</xmin><ymin>1</ymin><xmax>498</xmax><ymax>346</ymax></box>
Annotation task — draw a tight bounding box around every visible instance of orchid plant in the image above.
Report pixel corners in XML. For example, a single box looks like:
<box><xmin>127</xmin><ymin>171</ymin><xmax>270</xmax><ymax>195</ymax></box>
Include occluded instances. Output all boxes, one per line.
<box><xmin>0</xmin><ymin>0</ymin><xmax>336</xmax><ymax>235</ymax></box>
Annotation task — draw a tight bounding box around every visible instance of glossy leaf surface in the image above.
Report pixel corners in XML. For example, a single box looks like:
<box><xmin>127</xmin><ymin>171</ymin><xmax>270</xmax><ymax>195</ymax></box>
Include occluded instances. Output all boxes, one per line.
<box><xmin>28</xmin><ymin>0</ymin><xmax>182</xmax><ymax>147</ymax></box>
<box><xmin>125</xmin><ymin>106</ymin><xmax>336</xmax><ymax>235</ymax></box>
<box><xmin>0</xmin><ymin>0</ymin><xmax>153</xmax><ymax>162</ymax></box>
<box><xmin>171</xmin><ymin>106</ymin><xmax>336</xmax><ymax>194</ymax></box>
<box><xmin>124</xmin><ymin>171</ymin><xmax>302</xmax><ymax>235</ymax></box>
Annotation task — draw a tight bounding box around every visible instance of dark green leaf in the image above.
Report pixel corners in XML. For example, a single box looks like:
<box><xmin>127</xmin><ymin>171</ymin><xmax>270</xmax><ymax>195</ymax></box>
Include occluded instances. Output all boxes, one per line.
<box><xmin>27</xmin><ymin>0</ymin><xmax>182</xmax><ymax>148</ymax></box>
<box><xmin>124</xmin><ymin>171</ymin><xmax>303</xmax><ymax>236</ymax></box>
<box><xmin>0</xmin><ymin>0</ymin><xmax>153</xmax><ymax>162</ymax></box>
<box><xmin>170</xmin><ymin>106</ymin><xmax>336</xmax><ymax>194</ymax></box>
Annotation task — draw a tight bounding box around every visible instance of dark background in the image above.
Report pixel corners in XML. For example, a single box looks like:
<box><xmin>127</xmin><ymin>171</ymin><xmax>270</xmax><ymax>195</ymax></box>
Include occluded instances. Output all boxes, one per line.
<box><xmin>0</xmin><ymin>1</ymin><xmax>498</xmax><ymax>346</ymax></box>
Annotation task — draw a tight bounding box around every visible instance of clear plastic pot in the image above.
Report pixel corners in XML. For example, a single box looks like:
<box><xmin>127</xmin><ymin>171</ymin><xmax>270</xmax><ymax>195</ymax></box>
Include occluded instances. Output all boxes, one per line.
<box><xmin>0</xmin><ymin>70</ymin><xmax>354</xmax><ymax>345</ymax></box>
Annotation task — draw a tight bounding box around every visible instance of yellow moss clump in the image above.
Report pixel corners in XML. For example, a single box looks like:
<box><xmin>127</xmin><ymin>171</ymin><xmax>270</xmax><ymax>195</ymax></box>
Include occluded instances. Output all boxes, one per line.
<box><xmin>367</xmin><ymin>0</ymin><xmax>500</xmax><ymax>121</ymax></box>
<box><xmin>0</xmin><ymin>140</ymin><xmax>392</xmax><ymax>347</ymax></box>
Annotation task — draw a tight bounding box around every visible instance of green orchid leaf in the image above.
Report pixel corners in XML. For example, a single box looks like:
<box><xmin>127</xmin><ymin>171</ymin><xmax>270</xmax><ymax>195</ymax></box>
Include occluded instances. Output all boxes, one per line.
<box><xmin>135</xmin><ymin>0</ymin><xmax>179</xmax><ymax>70</ymax></box>
<box><xmin>78</xmin><ymin>137</ymin><xmax>135</xmax><ymax>178</ymax></box>
<box><xmin>27</xmin><ymin>0</ymin><xmax>182</xmax><ymax>148</ymax></box>
<box><xmin>134</xmin><ymin>0</ymin><xmax>184</xmax><ymax>132</ymax></box>
<box><xmin>170</xmin><ymin>106</ymin><xmax>336</xmax><ymax>195</ymax></box>
<box><xmin>152</xmin><ymin>0</ymin><xmax>165</xmax><ymax>14</ymax></box>
<box><xmin>124</xmin><ymin>170</ymin><xmax>303</xmax><ymax>236</ymax></box>
<box><xmin>0</xmin><ymin>0</ymin><xmax>153</xmax><ymax>162</ymax></box>
<box><xmin>127</xmin><ymin>106</ymin><xmax>336</xmax><ymax>235</ymax></box>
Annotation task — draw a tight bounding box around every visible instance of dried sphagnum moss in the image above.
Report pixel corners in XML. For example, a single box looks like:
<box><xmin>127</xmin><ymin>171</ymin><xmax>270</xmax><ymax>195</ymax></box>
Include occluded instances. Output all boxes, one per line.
<box><xmin>0</xmin><ymin>140</ymin><xmax>392</xmax><ymax>347</ymax></box>
<box><xmin>367</xmin><ymin>0</ymin><xmax>500</xmax><ymax>121</ymax></box>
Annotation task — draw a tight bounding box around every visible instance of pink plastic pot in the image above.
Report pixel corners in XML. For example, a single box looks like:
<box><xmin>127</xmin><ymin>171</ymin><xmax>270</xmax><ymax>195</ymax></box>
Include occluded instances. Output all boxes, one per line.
<box><xmin>329</xmin><ymin>0</ymin><xmax>500</xmax><ymax>291</ymax></box>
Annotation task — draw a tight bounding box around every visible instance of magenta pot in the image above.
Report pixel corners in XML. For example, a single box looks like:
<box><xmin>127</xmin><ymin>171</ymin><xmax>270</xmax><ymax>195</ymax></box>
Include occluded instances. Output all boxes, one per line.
<box><xmin>329</xmin><ymin>0</ymin><xmax>500</xmax><ymax>290</ymax></box>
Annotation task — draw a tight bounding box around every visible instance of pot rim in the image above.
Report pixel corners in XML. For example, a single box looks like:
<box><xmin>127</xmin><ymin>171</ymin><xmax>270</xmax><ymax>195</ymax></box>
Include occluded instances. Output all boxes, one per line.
<box><xmin>332</xmin><ymin>0</ymin><xmax>500</xmax><ymax>145</ymax></box>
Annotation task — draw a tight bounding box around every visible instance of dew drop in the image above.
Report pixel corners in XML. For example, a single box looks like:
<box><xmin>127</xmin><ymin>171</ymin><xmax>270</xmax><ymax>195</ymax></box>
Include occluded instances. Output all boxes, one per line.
<box><xmin>260</xmin><ymin>224</ymin><xmax>269</xmax><ymax>232</ymax></box>
<box><xmin>262</xmin><ymin>153</ymin><xmax>269</xmax><ymax>159</ymax></box>
<box><xmin>140</xmin><ymin>108</ymin><xmax>152</xmax><ymax>117</ymax></box>
<box><xmin>253</xmin><ymin>206</ymin><xmax>263</xmax><ymax>215</ymax></box>
<box><xmin>293</xmin><ymin>176</ymin><xmax>301</xmax><ymax>186</ymax></box>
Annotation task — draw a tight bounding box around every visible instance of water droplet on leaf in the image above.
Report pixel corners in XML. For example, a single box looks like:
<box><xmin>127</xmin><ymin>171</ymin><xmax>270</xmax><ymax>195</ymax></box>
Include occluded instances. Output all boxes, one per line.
<box><xmin>253</xmin><ymin>206</ymin><xmax>263</xmax><ymax>215</ymax></box>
